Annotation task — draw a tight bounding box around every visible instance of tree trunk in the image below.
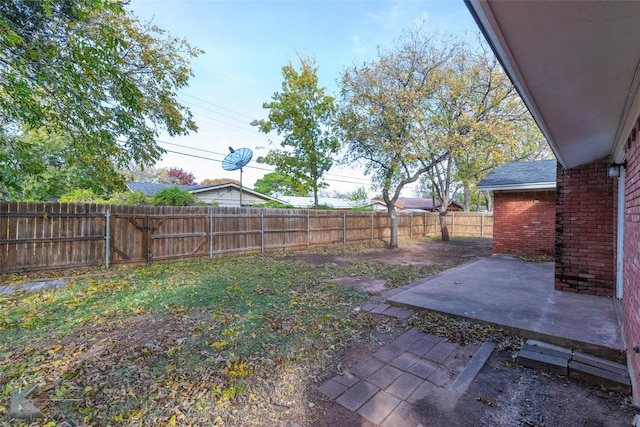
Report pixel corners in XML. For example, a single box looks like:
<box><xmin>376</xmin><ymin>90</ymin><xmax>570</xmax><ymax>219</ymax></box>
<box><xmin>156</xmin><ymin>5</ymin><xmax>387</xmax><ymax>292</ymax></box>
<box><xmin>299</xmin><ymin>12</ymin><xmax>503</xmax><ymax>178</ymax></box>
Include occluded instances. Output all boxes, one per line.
<box><xmin>439</xmin><ymin>211</ymin><xmax>450</xmax><ymax>241</ymax></box>
<box><xmin>388</xmin><ymin>206</ymin><xmax>398</xmax><ymax>249</ymax></box>
<box><xmin>463</xmin><ymin>182</ymin><xmax>471</xmax><ymax>212</ymax></box>
<box><xmin>313</xmin><ymin>187</ymin><xmax>319</xmax><ymax>209</ymax></box>
<box><xmin>485</xmin><ymin>191</ymin><xmax>493</xmax><ymax>212</ymax></box>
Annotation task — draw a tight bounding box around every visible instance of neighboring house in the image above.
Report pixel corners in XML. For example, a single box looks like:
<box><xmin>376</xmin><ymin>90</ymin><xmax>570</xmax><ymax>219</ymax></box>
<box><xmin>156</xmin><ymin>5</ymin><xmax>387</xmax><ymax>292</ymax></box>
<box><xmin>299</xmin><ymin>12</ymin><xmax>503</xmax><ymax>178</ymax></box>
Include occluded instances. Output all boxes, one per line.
<box><xmin>466</xmin><ymin>0</ymin><xmax>640</xmax><ymax>399</ymax></box>
<box><xmin>278</xmin><ymin>196</ymin><xmax>387</xmax><ymax>211</ymax></box>
<box><xmin>477</xmin><ymin>160</ymin><xmax>557</xmax><ymax>257</ymax></box>
<box><xmin>394</xmin><ymin>197</ymin><xmax>463</xmax><ymax>212</ymax></box>
<box><xmin>126</xmin><ymin>182</ymin><xmax>206</xmax><ymax>196</ymax></box>
<box><xmin>125</xmin><ymin>182</ymin><xmax>281</xmax><ymax>207</ymax></box>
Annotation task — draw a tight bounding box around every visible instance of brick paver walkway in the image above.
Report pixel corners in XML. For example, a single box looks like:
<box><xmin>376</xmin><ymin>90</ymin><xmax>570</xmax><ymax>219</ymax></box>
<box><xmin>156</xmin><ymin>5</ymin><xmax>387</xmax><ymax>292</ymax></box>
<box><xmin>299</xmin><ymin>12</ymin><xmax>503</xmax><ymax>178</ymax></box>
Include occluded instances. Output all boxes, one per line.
<box><xmin>318</xmin><ymin>325</ymin><xmax>494</xmax><ymax>426</ymax></box>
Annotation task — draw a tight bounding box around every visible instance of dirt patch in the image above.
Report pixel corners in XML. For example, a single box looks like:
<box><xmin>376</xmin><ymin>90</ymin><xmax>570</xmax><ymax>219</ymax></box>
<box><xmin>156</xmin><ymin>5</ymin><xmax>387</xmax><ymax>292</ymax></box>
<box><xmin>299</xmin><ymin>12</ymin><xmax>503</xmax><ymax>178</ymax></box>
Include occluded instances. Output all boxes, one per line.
<box><xmin>292</xmin><ymin>237</ymin><xmax>493</xmax><ymax>267</ymax></box>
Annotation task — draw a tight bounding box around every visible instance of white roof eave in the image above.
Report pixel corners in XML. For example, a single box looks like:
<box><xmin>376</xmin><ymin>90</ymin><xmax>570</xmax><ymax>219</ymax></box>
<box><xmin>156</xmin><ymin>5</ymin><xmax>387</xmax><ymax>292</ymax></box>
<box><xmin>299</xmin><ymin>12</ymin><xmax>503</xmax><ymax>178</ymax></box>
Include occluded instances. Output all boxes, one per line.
<box><xmin>465</xmin><ymin>0</ymin><xmax>640</xmax><ymax>168</ymax></box>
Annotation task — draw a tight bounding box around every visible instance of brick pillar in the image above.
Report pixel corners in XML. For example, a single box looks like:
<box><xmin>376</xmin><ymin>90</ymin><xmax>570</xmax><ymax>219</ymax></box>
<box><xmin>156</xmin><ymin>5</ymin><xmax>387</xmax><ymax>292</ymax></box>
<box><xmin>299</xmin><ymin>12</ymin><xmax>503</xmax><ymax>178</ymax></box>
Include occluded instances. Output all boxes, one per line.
<box><xmin>555</xmin><ymin>160</ymin><xmax>617</xmax><ymax>296</ymax></box>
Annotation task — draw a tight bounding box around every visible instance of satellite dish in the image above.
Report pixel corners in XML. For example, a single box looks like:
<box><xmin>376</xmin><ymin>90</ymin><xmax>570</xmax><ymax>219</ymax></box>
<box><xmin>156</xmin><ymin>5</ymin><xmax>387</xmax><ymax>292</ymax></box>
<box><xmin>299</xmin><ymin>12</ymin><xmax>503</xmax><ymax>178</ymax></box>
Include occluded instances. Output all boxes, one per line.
<box><xmin>222</xmin><ymin>147</ymin><xmax>253</xmax><ymax>172</ymax></box>
<box><xmin>222</xmin><ymin>147</ymin><xmax>253</xmax><ymax>206</ymax></box>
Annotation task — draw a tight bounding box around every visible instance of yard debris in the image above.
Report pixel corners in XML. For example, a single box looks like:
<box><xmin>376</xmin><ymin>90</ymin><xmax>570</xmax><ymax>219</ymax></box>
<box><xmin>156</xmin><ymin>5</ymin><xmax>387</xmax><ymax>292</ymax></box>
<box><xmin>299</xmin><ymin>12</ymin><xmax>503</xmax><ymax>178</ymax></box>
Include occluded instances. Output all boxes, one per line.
<box><xmin>9</xmin><ymin>384</ymin><xmax>43</xmax><ymax>420</ymax></box>
<box><xmin>409</xmin><ymin>310</ymin><xmax>524</xmax><ymax>352</ymax></box>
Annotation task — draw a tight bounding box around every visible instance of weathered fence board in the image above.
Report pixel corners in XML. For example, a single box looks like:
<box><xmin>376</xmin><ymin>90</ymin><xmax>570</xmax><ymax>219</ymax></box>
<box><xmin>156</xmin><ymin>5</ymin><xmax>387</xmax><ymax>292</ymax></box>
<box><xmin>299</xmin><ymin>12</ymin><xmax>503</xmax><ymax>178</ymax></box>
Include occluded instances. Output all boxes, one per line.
<box><xmin>0</xmin><ymin>201</ymin><xmax>493</xmax><ymax>274</ymax></box>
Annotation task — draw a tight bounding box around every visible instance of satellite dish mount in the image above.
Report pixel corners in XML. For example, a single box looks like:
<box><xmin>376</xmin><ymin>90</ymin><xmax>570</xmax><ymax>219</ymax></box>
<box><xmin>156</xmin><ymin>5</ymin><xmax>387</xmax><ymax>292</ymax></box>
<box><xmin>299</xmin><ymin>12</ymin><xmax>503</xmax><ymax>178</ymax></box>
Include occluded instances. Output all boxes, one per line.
<box><xmin>222</xmin><ymin>146</ymin><xmax>253</xmax><ymax>206</ymax></box>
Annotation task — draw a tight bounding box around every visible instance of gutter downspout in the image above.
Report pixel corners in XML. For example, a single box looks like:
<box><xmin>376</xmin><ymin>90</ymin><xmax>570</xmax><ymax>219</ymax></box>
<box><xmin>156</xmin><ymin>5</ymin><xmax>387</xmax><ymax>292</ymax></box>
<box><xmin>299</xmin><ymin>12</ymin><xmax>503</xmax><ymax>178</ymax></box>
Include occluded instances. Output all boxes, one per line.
<box><xmin>616</xmin><ymin>168</ymin><xmax>625</xmax><ymax>299</ymax></box>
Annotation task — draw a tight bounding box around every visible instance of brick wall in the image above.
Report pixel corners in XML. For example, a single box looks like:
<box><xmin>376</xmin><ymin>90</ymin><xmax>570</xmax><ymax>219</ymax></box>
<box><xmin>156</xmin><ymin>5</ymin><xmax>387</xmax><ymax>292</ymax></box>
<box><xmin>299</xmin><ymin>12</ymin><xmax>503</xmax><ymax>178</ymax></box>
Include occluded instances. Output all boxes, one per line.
<box><xmin>555</xmin><ymin>160</ymin><xmax>617</xmax><ymax>296</ymax></box>
<box><xmin>492</xmin><ymin>190</ymin><xmax>555</xmax><ymax>256</ymax></box>
<box><xmin>623</xmin><ymin>120</ymin><xmax>640</xmax><ymax>402</ymax></box>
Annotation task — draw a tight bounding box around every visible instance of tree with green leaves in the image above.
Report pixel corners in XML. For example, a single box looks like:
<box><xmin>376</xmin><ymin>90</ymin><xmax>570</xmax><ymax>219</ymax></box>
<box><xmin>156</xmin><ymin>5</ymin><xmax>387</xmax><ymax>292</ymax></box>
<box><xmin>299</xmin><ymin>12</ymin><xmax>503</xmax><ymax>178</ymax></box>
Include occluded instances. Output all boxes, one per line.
<box><xmin>151</xmin><ymin>187</ymin><xmax>196</xmax><ymax>206</ymax></box>
<box><xmin>347</xmin><ymin>187</ymin><xmax>369</xmax><ymax>203</ymax></box>
<box><xmin>200</xmin><ymin>178</ymin><xmax>240</xmax><ymax>186</ymax></box>
<box><xmin>15</xmin><ymin>128</ymin><xmax>116</xmax><ymax>201</ymax></box>
<box><xmin>256</xmin><ymin>57</ymin><xmax>339</xmax><ymax>209</ymax></box>
<box><xmin>253</xmin><ymin>172</ymin><xmax>305</xmax><ymax>197</ymax></box>
<box><xmin>419</xmin><ymin>39</ymin><xmax>550</xmax><ymax>239</ymax></box>
<box><xmin>337</xmin><ymin>30</ymin><xmax>455</xmax><ymax>249</ymax></box>
<box><xmin>0</xmin><ymin>0</ymin><xmax>201</xmax><ymax>198</ymax></box>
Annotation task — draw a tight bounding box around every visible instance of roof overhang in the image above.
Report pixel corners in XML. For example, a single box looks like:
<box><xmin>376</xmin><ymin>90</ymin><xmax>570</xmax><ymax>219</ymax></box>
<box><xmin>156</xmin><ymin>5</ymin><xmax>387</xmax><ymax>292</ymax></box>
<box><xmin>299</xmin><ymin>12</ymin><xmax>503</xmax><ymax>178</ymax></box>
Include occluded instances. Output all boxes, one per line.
<box><xmin>190</xmin><ymin>184</ymin><xmax>282</xmax><ymax>203</ymax></box>
<box><xmin>477</xmin><ymin>182</ymin><xmax>556</xmax><ymax>192</ymax></box>
<box><xmin>465</xmin><ymin>0</ymin><xmax>640</xmax><ymax>168</ymax></box>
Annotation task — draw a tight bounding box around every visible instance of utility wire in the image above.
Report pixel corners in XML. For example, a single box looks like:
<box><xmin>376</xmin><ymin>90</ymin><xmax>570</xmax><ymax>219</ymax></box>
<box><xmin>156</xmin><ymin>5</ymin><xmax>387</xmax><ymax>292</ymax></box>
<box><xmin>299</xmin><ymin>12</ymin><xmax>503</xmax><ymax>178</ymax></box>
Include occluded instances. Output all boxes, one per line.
<box><xmin>156</xmin><ymin>139</ymin><xmax>373</xmax><ymax>185</ymax></box>
<box><xmin>181</xmin><ymin>93</ymin><xmax>258</xmax><ymax>120</ymax></box>
<box><xmin>160</xmin><ymin>148</ymin><xmax>373</xmax><ymax>186</ymax></box>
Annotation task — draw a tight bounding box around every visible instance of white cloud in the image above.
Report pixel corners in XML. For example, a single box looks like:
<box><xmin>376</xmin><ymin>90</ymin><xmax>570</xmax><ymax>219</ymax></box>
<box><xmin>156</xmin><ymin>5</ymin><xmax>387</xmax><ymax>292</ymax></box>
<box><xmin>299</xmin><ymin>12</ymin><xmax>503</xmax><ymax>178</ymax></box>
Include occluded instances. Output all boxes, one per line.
<box><xmin>367</xmin><ymin>2</ymin><xmax>403</xmax><ymax>30</ymax></box>
<box><xmin>351</xmin><ymin>34</ymin><xmax>366</xmax><ymax>55</ymax></box>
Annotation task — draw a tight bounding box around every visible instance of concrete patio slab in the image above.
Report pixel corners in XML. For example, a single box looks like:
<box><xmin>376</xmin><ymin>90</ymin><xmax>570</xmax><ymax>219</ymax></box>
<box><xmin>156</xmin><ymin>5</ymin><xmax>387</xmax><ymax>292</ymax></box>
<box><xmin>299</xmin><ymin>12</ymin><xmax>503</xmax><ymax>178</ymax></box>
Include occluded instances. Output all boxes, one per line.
<box><xmin>387</xmin><ymin>255</ymin><xmax>624</xmax><ymax>361</ymax></box>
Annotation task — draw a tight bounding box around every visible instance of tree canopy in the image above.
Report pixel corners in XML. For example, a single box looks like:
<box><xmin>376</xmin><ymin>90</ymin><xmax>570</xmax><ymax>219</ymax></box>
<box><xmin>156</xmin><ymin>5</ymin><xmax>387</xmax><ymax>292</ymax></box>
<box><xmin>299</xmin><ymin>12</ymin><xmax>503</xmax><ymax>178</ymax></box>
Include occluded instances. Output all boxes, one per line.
<box><xmin>337</xmin><ymin>29</ymin><xmax>550</xmax><ymax>245</ymax></box>
<box><xmin>200</xmin><ymin>178</ymin><xmax>240</xmax><ymax>186</ymax></box>
<box><xmin>337</xmin><ymin>30</ymin><xmax>455</xmax><ymax>248</ymax></box>
<box><xmin>256</xmin><ymin>57</ymin><xmax>339</xmax><ymax>209</ymax></box>
<box><xmin>160</xmin><ymin>167</ymin><xmax>196</xmax><ymax>185</ymax></box>
<box><xmin>423</xmin><ymin>40</ymin><xmax>551</xmax><ymax>222</ymax></box>
<box><xmin>0</xmin><ymin>0</ymin><xmax>202</xmax><ymax>198</ymax></box>
<box><xmin>151</xmin><ymin>186</ymin><xmax>196</xmax><ymax>206</ymax></box>
<box><xmin>253</xmin><ymin>172</ymin><xmax>305</xmax><ymax>197</ymax></box>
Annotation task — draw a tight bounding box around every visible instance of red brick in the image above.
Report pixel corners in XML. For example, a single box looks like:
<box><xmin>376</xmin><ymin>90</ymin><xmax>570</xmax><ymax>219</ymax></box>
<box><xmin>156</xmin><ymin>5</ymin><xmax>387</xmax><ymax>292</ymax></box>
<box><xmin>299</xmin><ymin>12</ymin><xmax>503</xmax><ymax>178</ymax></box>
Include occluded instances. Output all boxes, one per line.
<box><xmin>624</xmin><ymin>131</ymin><xmax>640</xmax><ymax>400</ymax></box>
<box><xmin>555</xmin><ymin>160</ymin><xmax>616</xmax><ymax>296</ymax></box>
<box><xmin>493</xmin><ymin>189</ymin><xmax>555</xmax><ymax>256</ymax></box>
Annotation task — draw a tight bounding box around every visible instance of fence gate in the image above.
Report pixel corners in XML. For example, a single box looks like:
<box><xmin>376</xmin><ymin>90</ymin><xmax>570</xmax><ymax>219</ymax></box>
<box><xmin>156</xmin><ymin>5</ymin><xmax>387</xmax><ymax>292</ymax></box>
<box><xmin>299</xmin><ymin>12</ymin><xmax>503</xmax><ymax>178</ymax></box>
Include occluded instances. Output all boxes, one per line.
<box><xmin>109</xmin><ymin>206</ymin><xmax>209</xmax><ymax>265</ymax></box>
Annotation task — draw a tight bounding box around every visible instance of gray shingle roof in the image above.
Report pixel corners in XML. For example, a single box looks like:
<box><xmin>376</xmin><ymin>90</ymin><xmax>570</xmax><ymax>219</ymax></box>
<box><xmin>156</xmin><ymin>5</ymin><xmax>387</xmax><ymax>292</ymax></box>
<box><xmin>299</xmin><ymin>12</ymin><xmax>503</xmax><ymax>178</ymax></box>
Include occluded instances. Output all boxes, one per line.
<box><xmin>477</xmin><ymin>160</ymin><xmax>557</xmax><ymax>191</ymax></box>
<box><xmin>125</xmin><ymin>182</ymin><xmax>208</xmax><ymax>196</ymax></box>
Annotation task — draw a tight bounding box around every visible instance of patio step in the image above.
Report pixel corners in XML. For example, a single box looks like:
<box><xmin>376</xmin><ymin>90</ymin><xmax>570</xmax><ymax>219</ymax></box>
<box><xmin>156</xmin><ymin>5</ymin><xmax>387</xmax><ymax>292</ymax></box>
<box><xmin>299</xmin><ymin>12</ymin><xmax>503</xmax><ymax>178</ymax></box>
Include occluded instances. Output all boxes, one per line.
<box><xmin>517</xmin><ymin>340</ymin><xmax>631</xmax><ymax>394</ymax></box>
<box><xmin>517</xmin><ymin>340</ymin><xmax>572</xmax><ymax>376</ymax></box>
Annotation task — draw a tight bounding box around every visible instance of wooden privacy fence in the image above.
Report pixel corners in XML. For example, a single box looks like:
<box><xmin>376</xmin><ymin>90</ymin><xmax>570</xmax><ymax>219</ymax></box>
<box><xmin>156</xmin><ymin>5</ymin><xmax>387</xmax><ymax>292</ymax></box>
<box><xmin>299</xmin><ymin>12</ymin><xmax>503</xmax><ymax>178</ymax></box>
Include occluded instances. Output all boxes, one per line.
<box><xmin>0</xmin><ymin>201</ymin><xmax>493</xmax><ymax>274</ymax></box>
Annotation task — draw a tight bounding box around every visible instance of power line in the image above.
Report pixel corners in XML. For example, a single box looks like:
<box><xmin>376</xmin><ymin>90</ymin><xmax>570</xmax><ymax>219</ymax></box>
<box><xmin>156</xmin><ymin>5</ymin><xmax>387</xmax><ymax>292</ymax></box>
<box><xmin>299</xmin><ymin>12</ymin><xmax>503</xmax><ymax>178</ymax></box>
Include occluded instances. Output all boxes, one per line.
<box><xmin>156</xmin><ymin>139</ymin><xmax>373</xmax><ymax>185</ymax></box>
<box><xmin>190</xmin><ymin>64</ymin><xmax>273</xmax><ymax>98</ymax></box>
<box><xmin>160</xmin><ymin>148</ymin><xmax>373</xmax><ymax>186</ymax></box>
<box><xmin>187</xmin><ymin>103</ymin><xmax>258</xmax><ymax>129</ymax></box>
<box><xmin>190</xmin><ymin>111</ymin><xmax>265</xmax><ymax>137</ymax></box>
<box><xmin>181</xmin><ymin>93</ymin><xmax>257</xmax><ymax>120</ymax></box>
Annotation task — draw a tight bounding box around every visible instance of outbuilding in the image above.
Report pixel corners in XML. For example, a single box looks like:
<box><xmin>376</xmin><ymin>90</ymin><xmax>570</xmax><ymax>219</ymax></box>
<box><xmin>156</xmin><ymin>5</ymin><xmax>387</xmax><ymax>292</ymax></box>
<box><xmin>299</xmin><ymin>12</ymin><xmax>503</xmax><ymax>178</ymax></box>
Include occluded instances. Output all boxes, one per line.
<box><xmin>477</xmin><ymin>159</ymin><xmax>556</xmax><ymax>257</ymax></box>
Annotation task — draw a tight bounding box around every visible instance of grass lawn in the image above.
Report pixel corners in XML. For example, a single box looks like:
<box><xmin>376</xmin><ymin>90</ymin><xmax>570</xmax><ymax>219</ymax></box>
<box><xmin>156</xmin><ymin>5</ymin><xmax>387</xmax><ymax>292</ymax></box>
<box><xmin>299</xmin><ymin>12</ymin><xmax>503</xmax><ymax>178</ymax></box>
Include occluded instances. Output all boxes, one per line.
<box><xmin>0</xmin><ymin>244</ymin><xmax>448</xmax><ymax>426</ymax></box>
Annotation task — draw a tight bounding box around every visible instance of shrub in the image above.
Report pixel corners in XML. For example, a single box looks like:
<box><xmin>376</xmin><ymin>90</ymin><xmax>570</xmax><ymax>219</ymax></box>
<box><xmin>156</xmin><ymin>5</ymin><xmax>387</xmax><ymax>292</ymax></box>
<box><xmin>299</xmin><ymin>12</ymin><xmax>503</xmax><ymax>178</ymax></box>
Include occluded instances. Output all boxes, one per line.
<box><xmin>151</xmin><ymin>186</ymin><xmax>196</xmax><ymax>206</ymax></box>
<box><xmin>108</xmin><ymin>191</ymin><xmax>149</xmax><ymax>206</ymax></box>
<box><xmin>58</xmin><ymin>189</ymin><xmax>109</xmax><ymax>204</ymax></box>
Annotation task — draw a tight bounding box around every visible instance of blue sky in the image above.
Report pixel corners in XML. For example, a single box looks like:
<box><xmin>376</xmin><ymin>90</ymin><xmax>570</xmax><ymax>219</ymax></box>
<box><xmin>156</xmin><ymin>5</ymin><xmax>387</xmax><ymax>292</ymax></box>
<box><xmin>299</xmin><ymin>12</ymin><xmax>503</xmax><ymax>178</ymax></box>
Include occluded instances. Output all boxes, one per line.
<box><xmin>129</xmin><ymin>0</ymin><xmax>478</xmax><ymax>195</ymax></box>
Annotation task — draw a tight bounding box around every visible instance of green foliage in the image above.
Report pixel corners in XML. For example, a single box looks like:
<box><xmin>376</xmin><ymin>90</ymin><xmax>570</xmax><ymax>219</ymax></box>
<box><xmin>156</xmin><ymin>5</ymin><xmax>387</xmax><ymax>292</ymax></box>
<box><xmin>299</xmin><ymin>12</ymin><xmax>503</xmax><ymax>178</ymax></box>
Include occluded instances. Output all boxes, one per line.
<box><xmin>151</xmin><ymin>186</ymin><xmax>196</xmax><ymax>206</ymax></box>
<box><xmin>0</xmin><ymin>0</ymin><xmax>202</xmax><ymax>197</ymax></box>
<box><xmin>347</xmin><ymin>187</ymin><xmax>369</xmax><ymax>203</ymax></box>
<box><xmin>314</xmin><ymin>203</ymin><xmax>334</xmax><ymax>210</ymax></box>
<box><xmin>337</xmin><ymin>29</ymin><xmax>455</xmax><ymax>248</ymax></box>
<box><xmin>425</xmin><ymin>38</ymin><xmax>551</xmax><ymax>214</ymax></box>
<box><xmin>4</xmin><ymin>128</ymin><xmax>128</xmax><ymax>200</ymax></box>
<box><xmin>59</xmin><ymin>189</ymin><xmax>109</xmax><ymax>204</ymax></box>
<box><xmin>257</xmin><ymin>57</ymin><xmax>339</xmax><ymax>208</ymax></box>
<box><xmin>252</xmin><ymin>200</ymin><xmax>295</xmax><ymax>209</ymax></box>
<box><xmin>350</xmin><ymin>205</ymin><xmax>374</xmax><ymax>212</ymax></box>
<box><xmin>108</xmin><ymin>191</ymin><xmax>149</xmax><ymax>206</ymax></box>
<box><xmin>253</xmin><ymin>172</ymin><xmax>306</xmax><ymax>196</ymax></box>
<box><xmin>337</xmin><ymin>29</ymin><xmax>549</xmax><ymax>245</ymax></box>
